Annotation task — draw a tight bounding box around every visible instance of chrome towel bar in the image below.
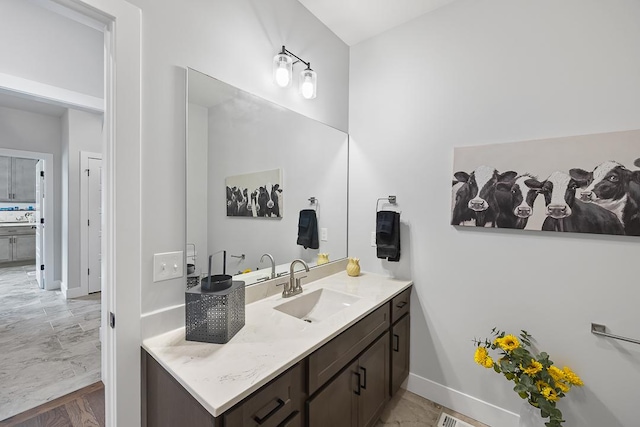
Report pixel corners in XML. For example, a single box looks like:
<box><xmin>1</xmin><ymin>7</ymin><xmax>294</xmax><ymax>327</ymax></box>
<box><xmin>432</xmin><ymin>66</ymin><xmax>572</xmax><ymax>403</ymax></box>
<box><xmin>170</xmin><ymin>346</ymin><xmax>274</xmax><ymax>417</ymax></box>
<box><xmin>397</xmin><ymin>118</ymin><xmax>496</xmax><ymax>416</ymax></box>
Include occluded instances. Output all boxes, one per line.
<box><xmin>591</xmin><ymin>323</ymin><xmax>640</xmax><ymax>346</ymax></box>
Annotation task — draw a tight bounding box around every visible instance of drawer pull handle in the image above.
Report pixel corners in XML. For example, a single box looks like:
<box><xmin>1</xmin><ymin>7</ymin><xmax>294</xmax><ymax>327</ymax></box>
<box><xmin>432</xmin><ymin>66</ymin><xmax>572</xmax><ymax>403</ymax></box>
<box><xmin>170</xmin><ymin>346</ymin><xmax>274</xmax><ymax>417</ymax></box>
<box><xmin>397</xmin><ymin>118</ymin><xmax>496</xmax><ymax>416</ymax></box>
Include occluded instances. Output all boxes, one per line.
<box><xmin>360</xmin><ymin>367</ymin><xmax>367</xmax><ymax>389</ymax></box>
<box><xmin>354</xmin><ymin>372</ymin><xmax>361</xmax><ymax>396</ymax></box>
<box><xmin>393</xmin><ymin>334</ymin><xmax>400</xmax><ymax>352</ymax></box>
<box><xmin>396</xmin><ymin>301</ymin><xmax>407</xmax><ymax>309</ymax></box>
<box><xmin>253</xmin><ymin>398</ymin><xmax>285</xmax><ymax>425</ymax></box>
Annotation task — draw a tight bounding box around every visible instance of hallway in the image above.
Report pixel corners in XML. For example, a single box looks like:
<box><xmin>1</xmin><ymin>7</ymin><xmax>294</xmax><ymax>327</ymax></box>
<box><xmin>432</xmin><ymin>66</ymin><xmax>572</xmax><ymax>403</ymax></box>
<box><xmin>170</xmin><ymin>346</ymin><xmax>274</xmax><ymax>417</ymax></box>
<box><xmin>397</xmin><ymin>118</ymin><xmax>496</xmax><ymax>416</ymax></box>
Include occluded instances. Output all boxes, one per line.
<box><xmin>0</xmin><ymin>265</ymin><xmax>101</xmax><ymax>420</ymax></box>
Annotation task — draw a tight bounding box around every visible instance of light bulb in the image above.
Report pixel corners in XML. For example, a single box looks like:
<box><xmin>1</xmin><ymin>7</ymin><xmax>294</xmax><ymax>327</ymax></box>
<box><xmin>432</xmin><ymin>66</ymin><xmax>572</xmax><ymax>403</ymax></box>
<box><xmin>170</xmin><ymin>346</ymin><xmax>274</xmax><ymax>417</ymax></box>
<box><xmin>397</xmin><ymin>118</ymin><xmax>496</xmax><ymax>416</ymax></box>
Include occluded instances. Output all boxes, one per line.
<box><xmin>299</xmin><ymin>68</ymin><xmax>317</xmax><ymax>99</ymax></box>
<box><xmin>272</xmin><ymin>52</ymin><xmax>292</xmax><ymax>87</ymax></box>
<box><xmin>301</xmin><ymin>81</ymin><xmax>314</xmax><ymax>99</ymax></box>
<box><xmin>275</xmin><ymin>67</ymin><xmax>290</xmax><ymax>87</ymax></box>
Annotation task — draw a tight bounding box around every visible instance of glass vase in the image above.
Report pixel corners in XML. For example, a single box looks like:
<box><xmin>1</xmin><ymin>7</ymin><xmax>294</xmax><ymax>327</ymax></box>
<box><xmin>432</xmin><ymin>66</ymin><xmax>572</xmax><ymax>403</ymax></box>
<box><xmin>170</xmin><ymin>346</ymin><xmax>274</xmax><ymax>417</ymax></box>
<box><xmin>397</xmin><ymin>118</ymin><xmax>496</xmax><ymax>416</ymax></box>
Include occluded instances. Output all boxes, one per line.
<box><xmin>519</xmin><ymin>402</ymin><xmax>546</xmax><ymax>427</ymax></box>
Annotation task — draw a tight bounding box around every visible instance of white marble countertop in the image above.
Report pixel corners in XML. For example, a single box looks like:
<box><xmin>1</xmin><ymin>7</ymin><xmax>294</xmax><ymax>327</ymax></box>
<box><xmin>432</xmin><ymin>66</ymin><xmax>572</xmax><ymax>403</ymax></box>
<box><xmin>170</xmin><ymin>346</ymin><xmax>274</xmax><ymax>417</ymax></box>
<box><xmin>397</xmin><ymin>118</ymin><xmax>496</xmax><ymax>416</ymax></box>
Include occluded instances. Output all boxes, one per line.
<box><xmin>142</xmin><ymin>270</ymin><xmax>412</xmax><ymax>417</ymax></box>
<box><xmin>0</xmin><ymin>222</ymin><xmax>36</xmax><ymax>228</ymax></box>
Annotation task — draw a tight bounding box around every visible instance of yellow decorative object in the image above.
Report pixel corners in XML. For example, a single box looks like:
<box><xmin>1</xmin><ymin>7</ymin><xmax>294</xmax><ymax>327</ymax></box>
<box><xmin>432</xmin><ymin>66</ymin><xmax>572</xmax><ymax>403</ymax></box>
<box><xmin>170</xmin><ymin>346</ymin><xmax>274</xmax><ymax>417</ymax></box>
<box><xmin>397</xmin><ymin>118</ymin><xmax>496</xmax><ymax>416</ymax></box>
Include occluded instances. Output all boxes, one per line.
<box><xmin>346</xmin><ymin>257</ymin><xmax>360</xmax><ymax>277</ymax></box>
<box><xmin>317</xmin><ymin>253</ymin><xmax>329</xmax><ymax>265</ymax></box>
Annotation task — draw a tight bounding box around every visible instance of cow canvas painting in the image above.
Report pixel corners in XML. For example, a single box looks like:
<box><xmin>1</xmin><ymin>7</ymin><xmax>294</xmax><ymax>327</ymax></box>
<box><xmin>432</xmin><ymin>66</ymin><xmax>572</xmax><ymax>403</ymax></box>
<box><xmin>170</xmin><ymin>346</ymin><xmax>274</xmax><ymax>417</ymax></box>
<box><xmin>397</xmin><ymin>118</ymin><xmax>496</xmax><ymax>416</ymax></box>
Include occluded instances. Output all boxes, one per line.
<box><xmin>451</xmin><ymin>129</ymin><xmax>640</xmax><ymax>237</ymax></box>
<box><xmin>226</xmin><ymin>168</ymin><xmax>283</xmax><ymax>218</ymax></box>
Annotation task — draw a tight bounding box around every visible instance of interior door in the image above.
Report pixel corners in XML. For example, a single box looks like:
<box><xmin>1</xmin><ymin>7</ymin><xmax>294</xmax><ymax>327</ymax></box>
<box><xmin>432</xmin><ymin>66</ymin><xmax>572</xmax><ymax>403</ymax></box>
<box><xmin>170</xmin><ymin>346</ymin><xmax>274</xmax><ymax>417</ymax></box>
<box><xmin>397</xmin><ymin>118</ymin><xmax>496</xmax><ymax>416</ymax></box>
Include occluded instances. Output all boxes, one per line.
<box><xmin>87</xmin><ymin>157</ymin><xmax>102</xmax><ymax>293</ymax></box>
<box><xmin>35</xmin><ymin>160</ymin><xmax>45</xmax><ymax>288</ymax></box>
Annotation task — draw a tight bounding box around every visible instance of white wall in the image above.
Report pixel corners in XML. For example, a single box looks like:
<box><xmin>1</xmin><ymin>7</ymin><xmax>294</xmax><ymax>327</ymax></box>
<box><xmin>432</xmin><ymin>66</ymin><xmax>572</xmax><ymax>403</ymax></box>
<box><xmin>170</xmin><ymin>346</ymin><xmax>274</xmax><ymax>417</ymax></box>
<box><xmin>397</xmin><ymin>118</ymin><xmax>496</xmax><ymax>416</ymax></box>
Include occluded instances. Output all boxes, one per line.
<box><xmin>127</xmin><ymin>0</ymin><xmax>350</xmax><ymax>317</ymax></box>
<box><xmin>349</xmin><ymin>1</ymin><xmax>640</xmax><ymax>426</ymax></box>
<box><xmin>0</xmin><ymin>0</ymin><xmax>103</xmax><ymax>98</ymax></box>
<box><xmin>62</xmin><ymin>109</ymin><xmax>102</xmax><ymax>295</ymax></box>
<box><xmin>0</xmin><ymin>105</ymin><xmax>62</xmax><ymax>283</ymax></box>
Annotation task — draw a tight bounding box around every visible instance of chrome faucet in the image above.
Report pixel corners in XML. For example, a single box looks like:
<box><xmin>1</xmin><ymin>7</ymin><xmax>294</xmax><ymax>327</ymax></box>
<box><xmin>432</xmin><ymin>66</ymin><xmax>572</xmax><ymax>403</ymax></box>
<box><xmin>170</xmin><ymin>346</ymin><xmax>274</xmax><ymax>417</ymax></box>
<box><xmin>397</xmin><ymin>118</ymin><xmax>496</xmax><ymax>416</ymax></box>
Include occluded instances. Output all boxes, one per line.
<box><xmin>260</xmin><ymin>253</ymin><xmax>276</xmax><ymax>279</ymax></box>
<box><xmin>285</xmin><ymin>259</ymin><xmax>309</xmax><ymax>298</ymax></box>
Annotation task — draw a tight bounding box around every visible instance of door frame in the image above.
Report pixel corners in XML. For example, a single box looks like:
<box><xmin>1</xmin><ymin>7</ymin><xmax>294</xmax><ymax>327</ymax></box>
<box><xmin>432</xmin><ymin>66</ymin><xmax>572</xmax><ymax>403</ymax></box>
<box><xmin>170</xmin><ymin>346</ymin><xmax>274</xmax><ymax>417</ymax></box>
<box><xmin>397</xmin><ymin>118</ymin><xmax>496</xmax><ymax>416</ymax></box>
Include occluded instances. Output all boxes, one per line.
<box><xmin>0</xmin><ymin>148</ymin><xmax>55</xmax><ymax>290</ymax></box>
<box><xmin>52</xmin><ymin>1</ymin><xmax>142</xmax><ymax>426</ymax></box>
<box><xmin>80</xmin><ymin>151</ymin><xmax>102</xmax><ymax>296</ymax></box>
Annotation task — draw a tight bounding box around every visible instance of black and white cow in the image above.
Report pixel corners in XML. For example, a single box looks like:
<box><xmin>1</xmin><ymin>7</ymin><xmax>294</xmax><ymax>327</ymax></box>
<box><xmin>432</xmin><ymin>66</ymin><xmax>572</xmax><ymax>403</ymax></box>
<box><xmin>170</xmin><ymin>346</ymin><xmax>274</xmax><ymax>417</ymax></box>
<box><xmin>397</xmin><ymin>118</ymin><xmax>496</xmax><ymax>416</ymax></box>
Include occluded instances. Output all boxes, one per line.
<box><xmin>525</xmin><ymin>171</ymin><xmax>624</xmax><ymax>235</ymax></box>
<box><xmin>569</xmin><ymin>161</ymin><xmax>640</xmax><ymax>236</ymax></box>
<box><xmin>495</xmin><ymin>174</ymin><xmax>539</xmax><ymax>229</ymax></box>
<box><xmin>270</xmin><ymin>184</ymin><xmax>282</xmax><ymax>218</ymax></box>
<box><xmin>256</xmin><ymin>186</ymin><xmax>271</xmax><ymax>217</ymax></box>
<box><xmin>451</xmin><ymin>165</ymin><xmax>517</xmax><ymax>227</ymax></box>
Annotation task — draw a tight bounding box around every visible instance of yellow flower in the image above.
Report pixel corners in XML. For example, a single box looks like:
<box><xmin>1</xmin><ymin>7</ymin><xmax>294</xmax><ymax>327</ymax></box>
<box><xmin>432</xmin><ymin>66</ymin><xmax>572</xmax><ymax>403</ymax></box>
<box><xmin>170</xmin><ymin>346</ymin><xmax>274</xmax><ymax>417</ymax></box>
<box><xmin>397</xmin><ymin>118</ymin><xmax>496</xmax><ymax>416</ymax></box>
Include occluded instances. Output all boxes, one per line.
<box><xmin>555</xmin><ymin>381</ymin><xmax>570</xmax><ymax>393</ymax></box>
<box><xmin>483</xmin><ymin>356</ymin><xmax>494</xmax><ymax>368</ymax></box>
<box><xmin>475</xmin><ymin>347</ymin><xmax>493</xmax><ymax>368</ymax></box>
<box><xmin>521</xmin><ymin>359</ymin><xmax>543</xmax><ymax>376</ymax></box>
<box><xmin>495</xmin><ymin>335</ymin><xmax>520</xmax><ymax>352</ymax></box>
<box><xmin>548</xmin><ymin>365</ymin><xmax>565</xmax><ymax>383</ymax></box>
<box><xmin>535</xmin><ymin>380</ymin><xmax>550</xmax><ymax>392</ymax></box>
<box><xmin>541</xmin><ymin>386</ymin><xmax>559</xmax><ymax>402</ymax></box>
<box><xmin>563</xmin><ymin>367</ymin><xmax>584</xmax><ymax>386</ymax></box>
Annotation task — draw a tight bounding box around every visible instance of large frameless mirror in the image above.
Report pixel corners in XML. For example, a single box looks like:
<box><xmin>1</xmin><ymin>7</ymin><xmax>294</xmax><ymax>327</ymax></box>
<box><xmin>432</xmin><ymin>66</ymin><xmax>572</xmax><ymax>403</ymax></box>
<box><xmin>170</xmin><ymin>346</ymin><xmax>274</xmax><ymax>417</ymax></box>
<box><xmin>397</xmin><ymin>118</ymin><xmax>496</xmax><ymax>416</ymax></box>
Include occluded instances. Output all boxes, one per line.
<box><xmin>186</xmin><ymin>68</ymin><xmax>349</xmax><ymax>287</ymax></box>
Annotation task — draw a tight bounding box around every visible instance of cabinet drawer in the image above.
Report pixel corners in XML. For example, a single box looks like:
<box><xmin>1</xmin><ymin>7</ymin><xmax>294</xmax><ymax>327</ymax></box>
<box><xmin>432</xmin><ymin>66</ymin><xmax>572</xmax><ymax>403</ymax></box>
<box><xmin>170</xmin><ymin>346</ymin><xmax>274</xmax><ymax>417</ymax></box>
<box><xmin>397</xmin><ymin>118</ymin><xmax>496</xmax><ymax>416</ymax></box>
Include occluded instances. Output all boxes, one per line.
<box><xmin>308</xmin><ymin>304</ymin><xmax>390</xmax><ymax>395</ymax></box>
<box><xmin>391</xmin><ymin>287</ymin><xmax>411</xmax><ymax>324</ymax></box>
<box><xmin>278</xmin><ymin>411</ymin><xmax>301</xmax><ymax>427</ymax></box>
<box><xmin>225</xmin><ymin>363</ymin><xmax>304</xmax><ymax>427</ymax></box>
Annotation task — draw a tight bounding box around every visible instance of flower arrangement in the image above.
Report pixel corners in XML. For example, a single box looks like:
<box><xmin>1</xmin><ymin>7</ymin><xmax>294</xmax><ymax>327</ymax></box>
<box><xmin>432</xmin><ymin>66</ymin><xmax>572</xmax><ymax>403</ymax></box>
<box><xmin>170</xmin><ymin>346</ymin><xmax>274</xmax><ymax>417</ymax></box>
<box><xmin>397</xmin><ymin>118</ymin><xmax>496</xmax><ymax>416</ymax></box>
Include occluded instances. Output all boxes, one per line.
<box><xmin>473</xmin><ymin>329</ymin><xmax>583</xmax><ymax>427</ymax></box>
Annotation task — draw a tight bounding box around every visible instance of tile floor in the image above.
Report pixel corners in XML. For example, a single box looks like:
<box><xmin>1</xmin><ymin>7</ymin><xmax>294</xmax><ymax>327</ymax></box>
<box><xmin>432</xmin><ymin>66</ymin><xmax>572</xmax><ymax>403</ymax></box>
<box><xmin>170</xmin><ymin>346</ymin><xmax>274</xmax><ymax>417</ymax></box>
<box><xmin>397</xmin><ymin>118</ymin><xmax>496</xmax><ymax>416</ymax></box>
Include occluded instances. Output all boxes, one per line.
<box><xmin>0</xmin><ymin>264</ymin><xmax>102</xmax><ymax>421</ymax></box>
<box><xmin>377</xmin><ymin>389</ymin><xmax>489</xmax><ymax>427</ymax></box>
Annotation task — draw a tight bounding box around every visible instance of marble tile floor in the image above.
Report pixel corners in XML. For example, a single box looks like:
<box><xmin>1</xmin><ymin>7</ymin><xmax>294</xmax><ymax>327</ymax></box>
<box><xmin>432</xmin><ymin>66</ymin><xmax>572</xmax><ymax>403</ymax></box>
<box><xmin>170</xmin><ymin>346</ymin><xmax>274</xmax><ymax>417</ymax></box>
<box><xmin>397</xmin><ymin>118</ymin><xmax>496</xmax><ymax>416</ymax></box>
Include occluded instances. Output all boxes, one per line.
<box><xmin>0</xmin><ymin>264</ymin><xmax>102</xmax><ymax>421</ymax></box>
<box><xmin>377</xmin><ymin>389</ymin><xmax>489</xmax><ymax>427</ymax></box>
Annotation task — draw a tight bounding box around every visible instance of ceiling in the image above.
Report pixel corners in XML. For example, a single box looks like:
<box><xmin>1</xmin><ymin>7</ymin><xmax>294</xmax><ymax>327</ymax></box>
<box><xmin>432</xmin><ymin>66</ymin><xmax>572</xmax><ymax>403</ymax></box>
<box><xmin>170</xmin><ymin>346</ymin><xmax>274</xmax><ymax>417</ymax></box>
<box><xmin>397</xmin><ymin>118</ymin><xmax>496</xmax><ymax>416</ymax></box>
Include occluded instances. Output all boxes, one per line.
<box><xmin>297</xmin><ymin>0</ymin><xmax>457</xmax><ymax>46</ymax></box>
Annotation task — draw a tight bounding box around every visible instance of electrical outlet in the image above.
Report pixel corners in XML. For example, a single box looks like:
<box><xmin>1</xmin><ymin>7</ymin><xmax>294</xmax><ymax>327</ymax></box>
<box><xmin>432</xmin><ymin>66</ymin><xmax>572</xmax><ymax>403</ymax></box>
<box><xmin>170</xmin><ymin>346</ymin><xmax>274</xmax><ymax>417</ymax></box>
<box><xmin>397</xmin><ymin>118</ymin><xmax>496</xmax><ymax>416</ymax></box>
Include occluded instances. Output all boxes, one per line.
<box><xmin>321</xmin><ymin>228</ymin><xmax>328</xmax><ymax>241</ymax></box>
<box><xmin>153</xmin><ymin>251</ymin><xmax>184</xmax><ymax>282</ymax></box>
<box><xmin>371</xmin><ymin>231</ymin><xmax>376</xmax><ymax>247</ymax></box>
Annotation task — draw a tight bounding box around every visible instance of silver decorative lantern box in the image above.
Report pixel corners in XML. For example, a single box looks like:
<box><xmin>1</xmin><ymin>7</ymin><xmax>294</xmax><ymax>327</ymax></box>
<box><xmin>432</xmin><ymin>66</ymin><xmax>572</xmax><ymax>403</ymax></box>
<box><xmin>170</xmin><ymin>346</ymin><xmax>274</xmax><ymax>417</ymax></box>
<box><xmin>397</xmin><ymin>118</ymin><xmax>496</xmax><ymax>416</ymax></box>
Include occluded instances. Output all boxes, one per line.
<box><xmin>185</xmin><ymin>281</ymin><xmax>245</xmax><ymax>344</ymax></box>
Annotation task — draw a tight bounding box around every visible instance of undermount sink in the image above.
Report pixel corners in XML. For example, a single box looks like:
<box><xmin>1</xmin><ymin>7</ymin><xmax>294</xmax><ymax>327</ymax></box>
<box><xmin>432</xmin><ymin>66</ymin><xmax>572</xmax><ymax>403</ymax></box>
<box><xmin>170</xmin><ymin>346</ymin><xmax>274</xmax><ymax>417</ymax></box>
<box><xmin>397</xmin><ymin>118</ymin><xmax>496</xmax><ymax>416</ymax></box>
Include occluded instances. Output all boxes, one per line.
<box><xmin>274</xmin><ymin>288</ymin><xmax>361</xmax><ymax>323</ymax></box>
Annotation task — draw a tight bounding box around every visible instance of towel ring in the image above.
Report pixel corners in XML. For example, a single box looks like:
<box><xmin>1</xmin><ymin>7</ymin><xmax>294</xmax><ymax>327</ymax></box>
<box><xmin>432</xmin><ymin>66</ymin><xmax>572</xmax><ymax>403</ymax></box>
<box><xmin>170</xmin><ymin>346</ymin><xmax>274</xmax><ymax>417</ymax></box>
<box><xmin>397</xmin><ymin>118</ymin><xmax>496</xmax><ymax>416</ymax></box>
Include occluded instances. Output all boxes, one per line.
<box><xmin>376</xmin><ymin>196</ymin><xmax>397</xmax><ymax>212</ymax></box>
<box><xmin>309</xmin><ymin>197</ymin><xmax>318</xmax><ymax>211</ymax></box>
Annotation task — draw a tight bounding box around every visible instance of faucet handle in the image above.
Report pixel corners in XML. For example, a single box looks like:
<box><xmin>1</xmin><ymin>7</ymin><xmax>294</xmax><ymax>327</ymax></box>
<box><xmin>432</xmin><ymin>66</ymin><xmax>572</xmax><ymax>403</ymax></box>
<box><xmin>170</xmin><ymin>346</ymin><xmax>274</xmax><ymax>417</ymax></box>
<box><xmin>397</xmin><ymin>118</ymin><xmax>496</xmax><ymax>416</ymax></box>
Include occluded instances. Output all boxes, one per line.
<box><xmin>295</xmin><ymin>276</ymin><xmax>307</xmax><ymax>289</ymax></box>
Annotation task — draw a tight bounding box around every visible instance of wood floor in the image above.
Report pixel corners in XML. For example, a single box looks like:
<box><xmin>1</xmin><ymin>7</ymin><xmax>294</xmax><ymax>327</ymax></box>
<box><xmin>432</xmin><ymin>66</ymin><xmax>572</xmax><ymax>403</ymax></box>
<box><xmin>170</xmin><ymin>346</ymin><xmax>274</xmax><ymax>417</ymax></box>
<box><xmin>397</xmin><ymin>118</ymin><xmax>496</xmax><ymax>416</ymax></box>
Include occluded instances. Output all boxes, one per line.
<box><xmin>0</xmin><ymin>382</ymin><xmax>104</xmax><ymax>427</ymax></box>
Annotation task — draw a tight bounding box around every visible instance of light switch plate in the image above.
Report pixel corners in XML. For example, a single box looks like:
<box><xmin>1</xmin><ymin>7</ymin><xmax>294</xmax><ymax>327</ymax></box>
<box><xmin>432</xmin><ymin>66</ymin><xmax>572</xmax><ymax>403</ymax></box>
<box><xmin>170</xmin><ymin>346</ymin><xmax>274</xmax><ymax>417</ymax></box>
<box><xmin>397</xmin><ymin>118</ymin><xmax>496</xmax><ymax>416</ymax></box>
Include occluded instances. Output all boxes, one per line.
<box><xmin>371</xmin><ymin>231</ymin><xmax>376</xmax><ymax>247</ymax></box>
<box><xmin>153</xmin><ymin>251</ymin><xmax>184</xmax><ymax>282</ymax></box>
<box><xmin>320</xmin><ymin>228</ymin><xmax>328</xmax><ymax>241</ymax></box>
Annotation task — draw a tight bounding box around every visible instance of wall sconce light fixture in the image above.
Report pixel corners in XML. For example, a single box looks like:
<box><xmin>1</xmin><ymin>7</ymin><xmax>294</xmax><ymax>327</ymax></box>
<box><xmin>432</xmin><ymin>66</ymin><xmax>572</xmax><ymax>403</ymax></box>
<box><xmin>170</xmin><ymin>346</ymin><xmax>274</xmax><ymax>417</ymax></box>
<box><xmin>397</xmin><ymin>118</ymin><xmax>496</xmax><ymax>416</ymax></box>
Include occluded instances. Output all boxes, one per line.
<box><xmin>272</xmin><ymin>45</ymin><xmax>317</xmax><ymax>99</ymax></box>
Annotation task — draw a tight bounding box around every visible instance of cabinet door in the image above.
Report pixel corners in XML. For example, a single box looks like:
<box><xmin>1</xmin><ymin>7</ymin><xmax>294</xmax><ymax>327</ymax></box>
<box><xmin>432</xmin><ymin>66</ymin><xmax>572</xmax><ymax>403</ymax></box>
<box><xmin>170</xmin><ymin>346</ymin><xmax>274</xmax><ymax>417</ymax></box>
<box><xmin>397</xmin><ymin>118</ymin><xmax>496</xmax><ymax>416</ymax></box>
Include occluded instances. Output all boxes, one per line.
<box><xmin>13</xmin><ymin>234</ymin><xmax>36</xmax><ymax>261</ymax></box>
<box><xmin>0</xmin><ymin>156</ymin><xmax>11</xmax><ymax>201</ymax></box>
<box><xmin>0</xmin><ymin>236</ymin><xmax>12</xmax><ymax>262</ymax></box>
<box><xmin>358</xmin><ymin>332</ymin><xmax>389</xmax><ymax>427</ymax></box>
<box><xmin>307</xmin><ymin>360</ymin><xmax>358</xmax><ymax>427</ymax></box>
<box><xmin>12</xmin><ymin>157</ymin><xmax>38</xmax><ymax>202</ymax></box>
<box><xmin>391</xmin><ymin>314</ymin><xmax>410</xmax><ymax>395</ymax></box>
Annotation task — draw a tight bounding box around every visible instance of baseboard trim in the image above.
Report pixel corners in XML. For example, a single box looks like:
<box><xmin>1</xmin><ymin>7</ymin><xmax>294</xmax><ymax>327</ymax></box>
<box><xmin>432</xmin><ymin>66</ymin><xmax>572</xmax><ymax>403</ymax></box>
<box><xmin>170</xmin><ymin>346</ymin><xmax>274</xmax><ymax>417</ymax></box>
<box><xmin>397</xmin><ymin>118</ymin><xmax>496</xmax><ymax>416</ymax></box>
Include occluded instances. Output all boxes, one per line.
<box><xmin>61</xmin><ymin>282</ymin><xmax>86</xmax><ymax>299</ymax></box>
<box><xmin>406</xmin><ymin>373</ymin><xmax>519</xmax><ymax>427</ymax></box>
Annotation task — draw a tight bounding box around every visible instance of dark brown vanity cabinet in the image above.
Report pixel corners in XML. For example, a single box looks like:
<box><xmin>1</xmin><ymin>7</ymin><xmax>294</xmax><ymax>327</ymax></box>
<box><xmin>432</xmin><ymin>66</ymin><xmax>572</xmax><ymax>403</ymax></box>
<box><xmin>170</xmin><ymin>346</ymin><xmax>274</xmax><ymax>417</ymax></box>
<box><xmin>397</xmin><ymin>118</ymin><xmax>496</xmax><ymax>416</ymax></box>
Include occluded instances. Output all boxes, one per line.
<box><xmin>307</xmin><ymin>332</ymin><xmax>389</xmax><ymax>427</ymax></box>
<box><xmin>390</xmin><ymin>313</ymin><xmax>410</xmax><ymax>395</ymax></box>
<box><xmin>224</xmin><ymin>362</ymin><xmax>305</xmax><ymax>427</ymax></box>
<box><xmin>390</xmin><ymin>287</ymin><xmax>411</xmax><ymax>395</ymax></box>
<box><xmin>144</xmin><ymin>286</ymin><xmax>412</xmax><ymax>427</ymax></box>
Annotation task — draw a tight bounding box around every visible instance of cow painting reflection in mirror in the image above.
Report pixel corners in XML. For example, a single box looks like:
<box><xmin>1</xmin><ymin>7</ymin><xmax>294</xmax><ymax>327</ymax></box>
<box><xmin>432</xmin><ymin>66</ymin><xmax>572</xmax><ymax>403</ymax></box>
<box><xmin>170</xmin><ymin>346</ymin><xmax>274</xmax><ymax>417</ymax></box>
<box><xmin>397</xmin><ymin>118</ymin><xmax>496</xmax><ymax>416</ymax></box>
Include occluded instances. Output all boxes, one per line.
<box><xmin>451</xmin><ymin>130</ymin><xmax>640</xmax><ymax>237</ymax></box>
<box><xmin>226</xmin><ymin>168</ymin><xmax>283</xmax><ymax>218</ymax></box>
